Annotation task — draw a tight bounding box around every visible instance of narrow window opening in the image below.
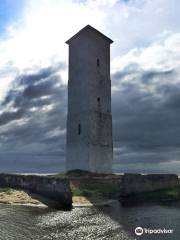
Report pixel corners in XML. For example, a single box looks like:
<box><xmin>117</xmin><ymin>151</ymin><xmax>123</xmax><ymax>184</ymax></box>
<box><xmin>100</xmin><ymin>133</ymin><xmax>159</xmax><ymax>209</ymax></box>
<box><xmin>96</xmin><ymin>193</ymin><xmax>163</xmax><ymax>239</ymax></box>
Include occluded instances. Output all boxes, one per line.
<box><xmin>97</xmin><ymin>58</ymin><xmax>100</xmax><ymax>67</ymax></box>
<box><xmin>97</xmin><ymin>97</ymin><xmax>100</xmax><ymax>103</ymax></box>
<box><xmin>78</xmin><ymin>124</ymin><xmax>81</xmax><ymax>135</ymax></box>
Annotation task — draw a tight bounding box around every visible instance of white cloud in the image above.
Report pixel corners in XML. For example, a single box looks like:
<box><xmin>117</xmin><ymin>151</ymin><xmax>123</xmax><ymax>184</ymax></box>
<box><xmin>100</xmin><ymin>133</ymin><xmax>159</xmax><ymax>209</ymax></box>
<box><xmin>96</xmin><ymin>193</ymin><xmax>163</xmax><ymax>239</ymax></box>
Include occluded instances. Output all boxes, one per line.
<box><xmin>112</xmin><ymin>32</ymin><xmax>180</xmax><ymax>75</ymax></box>
<box><xmin>0</xmin><ymin>0</ymin><xmax>110</xmax><ymax>101</ymax></box>
<box><xmin>0</xmin><ymin>0</ymin><xmax>180</xmax><ymax>104</ymax></box>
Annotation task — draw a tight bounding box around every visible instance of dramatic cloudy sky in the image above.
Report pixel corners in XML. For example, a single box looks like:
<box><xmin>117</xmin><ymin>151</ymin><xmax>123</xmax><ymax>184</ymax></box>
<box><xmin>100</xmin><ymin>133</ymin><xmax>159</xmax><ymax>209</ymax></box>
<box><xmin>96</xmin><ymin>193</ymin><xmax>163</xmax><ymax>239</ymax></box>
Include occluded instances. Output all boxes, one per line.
<box><xmin>0</xmin><ymin>0</ymin><xmax>180</xmax><ymax>173</ymax></box>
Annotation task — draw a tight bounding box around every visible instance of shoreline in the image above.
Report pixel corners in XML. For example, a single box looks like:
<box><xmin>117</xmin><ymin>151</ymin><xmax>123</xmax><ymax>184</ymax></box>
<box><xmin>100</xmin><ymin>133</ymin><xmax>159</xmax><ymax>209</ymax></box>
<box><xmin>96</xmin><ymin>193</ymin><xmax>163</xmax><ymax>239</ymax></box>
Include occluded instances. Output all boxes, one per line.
<box><xmin>0</xmin><ymin>202</ymin><xmax>47</xmax><ymax>208</ymax></box>
<box><xmin>0</xmin><ymin>189</ymin><xmax>46</xmax><ymax>207</ymax></box>
<box><xmin>0</xmin><ymin>188</ymin><xmax>117</xmax><ymax>208</ymax></box>
<box><xmin>0</xmin><ymin>199</ymin><xmax>118</xmax><ymax>208</ymax></box>
<box><xmin>1</xmin><ymin>172</ymin><xmax>180</xmax><ymax>209</ymax></box>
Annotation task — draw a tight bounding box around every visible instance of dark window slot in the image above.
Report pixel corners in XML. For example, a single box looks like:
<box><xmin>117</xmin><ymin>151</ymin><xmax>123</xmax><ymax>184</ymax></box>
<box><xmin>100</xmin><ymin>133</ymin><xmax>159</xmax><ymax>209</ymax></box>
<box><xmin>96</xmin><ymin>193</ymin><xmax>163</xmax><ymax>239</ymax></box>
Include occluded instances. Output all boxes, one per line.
<box><xmin>78</xmin><ymin>124</ymin><xmax>81</xmax><ymax>135</ymax></box>
<box><xmin>97</xmin><ymin>59</ymin><xmax>100</xmax><ymax>67</ymax></box>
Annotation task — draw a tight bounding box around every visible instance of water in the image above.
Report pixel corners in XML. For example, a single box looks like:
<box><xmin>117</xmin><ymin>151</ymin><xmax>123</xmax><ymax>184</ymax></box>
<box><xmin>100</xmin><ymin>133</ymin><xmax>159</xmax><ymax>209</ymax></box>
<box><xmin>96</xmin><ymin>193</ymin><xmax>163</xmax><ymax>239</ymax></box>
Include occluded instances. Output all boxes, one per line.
<box><xmin>1</xmin><ymin>154</ymin><xmax>180</xmax><ymax>174</ymax></box>
<box><xmin>0</xmin><ymin>202</ymin><xmax>180</xmax><ymax>240</ymax></box>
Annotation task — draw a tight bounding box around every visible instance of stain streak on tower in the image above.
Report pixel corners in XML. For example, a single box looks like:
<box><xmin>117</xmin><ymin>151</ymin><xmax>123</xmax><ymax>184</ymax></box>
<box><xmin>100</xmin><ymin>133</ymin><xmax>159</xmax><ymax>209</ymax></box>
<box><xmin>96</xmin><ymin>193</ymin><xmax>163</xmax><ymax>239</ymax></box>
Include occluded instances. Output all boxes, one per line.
<box><xmin>66</xmin><ymin>25</ymin><xmax>113</xmax><ymax>173</ymax></box>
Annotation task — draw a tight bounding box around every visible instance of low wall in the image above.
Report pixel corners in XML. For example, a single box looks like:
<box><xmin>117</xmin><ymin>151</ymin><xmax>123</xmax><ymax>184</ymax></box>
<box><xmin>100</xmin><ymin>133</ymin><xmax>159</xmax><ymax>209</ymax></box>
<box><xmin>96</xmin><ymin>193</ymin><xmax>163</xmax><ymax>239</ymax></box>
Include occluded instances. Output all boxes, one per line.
<box><xmin>0</xmin><ymin>174</ymin><xmax>72</xmax><ymax>209</ymax></box>
<box><xmin>70</xmin><ymin>175</ymin><xmax>122</xmax><ymax>198</ymax></box>
<box><xmin>120</xmin><ymin>173</ymin><xmax>180</xmax><ymax>196</ymax></box>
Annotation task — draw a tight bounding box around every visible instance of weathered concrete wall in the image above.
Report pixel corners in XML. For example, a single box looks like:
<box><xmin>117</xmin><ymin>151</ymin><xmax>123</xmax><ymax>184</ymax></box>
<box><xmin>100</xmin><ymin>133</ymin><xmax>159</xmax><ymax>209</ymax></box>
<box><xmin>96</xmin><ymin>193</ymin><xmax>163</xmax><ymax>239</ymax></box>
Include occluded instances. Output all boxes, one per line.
<box><xmin>70</xmin><ymin>175</ymin><xmax>122</xmax><ymax>199</ymax></box>
<box><xmin>120</xmin><ymin>174</ymin><xmax>179</xmax><ymax>196</ymax></box>
<box><xmin>0</xmin><ymin>174</ymin><xmax>72</xmax><ymax>209</ymax></box>
<box><xmin>66</xmin><ymin>26</ymin><xmax>113</xmax><ymax>173</ymax></box>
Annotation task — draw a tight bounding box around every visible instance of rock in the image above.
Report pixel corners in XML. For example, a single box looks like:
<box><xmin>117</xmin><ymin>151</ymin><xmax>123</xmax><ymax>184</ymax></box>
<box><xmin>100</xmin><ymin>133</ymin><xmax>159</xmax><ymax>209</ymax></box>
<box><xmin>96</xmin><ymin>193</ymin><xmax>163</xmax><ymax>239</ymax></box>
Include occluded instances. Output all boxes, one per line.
<box><xmin>0</xmin><ymin>173</ymin><xmax>72</xmax><ymax>210</ymax></box>
<box><xmin>120</xmin><ymin>173</ymin><xmax>179</xmax><ymax>196</ymax></box>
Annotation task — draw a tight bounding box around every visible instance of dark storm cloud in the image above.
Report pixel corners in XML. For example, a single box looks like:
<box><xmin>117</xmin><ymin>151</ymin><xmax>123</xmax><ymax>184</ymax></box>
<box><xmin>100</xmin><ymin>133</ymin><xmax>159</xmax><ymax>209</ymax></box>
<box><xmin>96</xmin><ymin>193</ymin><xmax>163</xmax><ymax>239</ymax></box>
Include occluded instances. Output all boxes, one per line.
<box><xmin>19</xmin><ymin>67</ymin><xmax>56</xmax><ymax>85</ymax></box>
<box><xmin>112</xmin><ymin>66</ymin><xmax>180</xmax><ymax>164</ymax></box>
<box><xmin>141</xmin><ymin>69</ymin><xmax>174</xmax><ymax>84</ymax></box>
<box><xmin>113</xmin><ymin>63</ymin><xmax>140</xmax><ymax>81</ymax></box>
<box><xmin>0</xmin><ymin>109</ymin><xmax>24</xmax><ymax>126</ymax></box>
<box><xmin>0</xmin><ymin>63</ymin><xmax>67</xmax><ymax>154</ymax></box>
<box><xmin>1</xmin><ymin>58</ymin><xmax>180</xmax><ymax>169</ymax></box>
<box><xmin>2</xmin><ymin>63</ymin><xmax>64</xmax><ymax>106</ymax></box>
<box><xmin>23</xmin><ymin>76</ymin><xmax>59</xmax><ymax>99</ymax></box>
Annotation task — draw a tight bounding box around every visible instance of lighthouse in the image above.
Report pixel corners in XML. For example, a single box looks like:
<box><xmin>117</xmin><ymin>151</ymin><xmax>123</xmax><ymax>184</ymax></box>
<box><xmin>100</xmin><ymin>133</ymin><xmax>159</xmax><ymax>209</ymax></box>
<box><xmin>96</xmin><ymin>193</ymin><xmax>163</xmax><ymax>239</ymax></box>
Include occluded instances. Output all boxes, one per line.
<box><xmin>66</xmin><ymin>25</ymin><xmax>113</xmax><ymax>173</ymax></box>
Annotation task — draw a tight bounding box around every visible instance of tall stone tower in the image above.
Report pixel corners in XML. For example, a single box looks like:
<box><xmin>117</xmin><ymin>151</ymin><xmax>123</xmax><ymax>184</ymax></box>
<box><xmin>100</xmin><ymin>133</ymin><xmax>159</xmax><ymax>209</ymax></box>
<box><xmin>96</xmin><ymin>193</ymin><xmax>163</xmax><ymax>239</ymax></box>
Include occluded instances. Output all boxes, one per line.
<box><xmin>66</xmin><ymin>25</ymin><xmax>113</xmax><ymax>173</ymax></box>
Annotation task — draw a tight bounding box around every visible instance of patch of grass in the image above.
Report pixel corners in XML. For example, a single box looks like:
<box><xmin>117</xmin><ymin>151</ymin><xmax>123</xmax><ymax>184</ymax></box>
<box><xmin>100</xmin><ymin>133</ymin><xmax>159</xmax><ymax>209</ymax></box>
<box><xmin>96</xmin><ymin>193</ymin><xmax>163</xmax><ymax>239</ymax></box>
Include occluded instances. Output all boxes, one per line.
<box><xmin>71</xmin><ymin>187</ymin><xmax>83</xmax><ymax>196</ymax></box>
<box><xmin>54</xmin><ymin>170</ymin><xmax>90</xmax><ymax>177</ymax></box>
<box><xmin>56</xmin><ymin>169</ymin><xmax>120</xmax><ymax>178</ymax></box>
<box><xmin>81</xmin><ymin>181</ymin><xmax>119</xmax><ymax>194</ymax></box>
<box><xmin>71</xmin><ymin>180</ymin><xmax>120</xmax><ymax>197</ymax></box>
<box><xmin>54</xmin><ymin>173</ymin><xmax>66</xmax><ymax>177</ymax></box>
<box><xmin>66</xmin><ymin>169</ymin><xmax>118</xmax><ymax>178</ymax></box>
<box><xmin>0</xmin><ymin>188</ymin><xmax>13</xmax><ymax>194</ymax></box>
<box><xmin>124</xmin><ymin>186</ymin><xmax>180</xmax><ymax>203</ymax></box>
<box><xmin>67</xmin><ymin>169</ymin><xmax>91</xmax><ymax>177</ymax></box>
<box><xmin>56</xmin><ymin>170</ymin><xmax>121</xmax><ymax>198</ymax></box>
<box><xmin>71</xmin><ymin>186</ymin><xmax>90</xmax><ymax>197</ymax></box>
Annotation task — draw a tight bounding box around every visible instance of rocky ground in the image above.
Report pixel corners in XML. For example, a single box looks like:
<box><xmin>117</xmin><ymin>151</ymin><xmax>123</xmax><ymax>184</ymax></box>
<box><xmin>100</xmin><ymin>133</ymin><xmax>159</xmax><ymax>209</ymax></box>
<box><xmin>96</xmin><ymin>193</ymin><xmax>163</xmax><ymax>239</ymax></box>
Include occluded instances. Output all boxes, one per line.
<box><xmin>0</xmin><ymin>188</ymin><xmax>118</xmax><ymax>207</ymax></box>
<box><xmin>0</xmin><ymin>188</ymin><xmax>41</xmax><ymax>205</ymax></box>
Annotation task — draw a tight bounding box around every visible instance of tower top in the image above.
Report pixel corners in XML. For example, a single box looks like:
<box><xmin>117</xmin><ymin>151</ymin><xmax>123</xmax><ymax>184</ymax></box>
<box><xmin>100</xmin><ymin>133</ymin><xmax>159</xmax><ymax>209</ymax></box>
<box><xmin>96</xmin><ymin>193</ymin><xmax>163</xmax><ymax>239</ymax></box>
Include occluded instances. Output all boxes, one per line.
<box><xmin>65</xmin><ymin>25</ymin><xmax>113</xmax><ymax>45</ymax></box>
